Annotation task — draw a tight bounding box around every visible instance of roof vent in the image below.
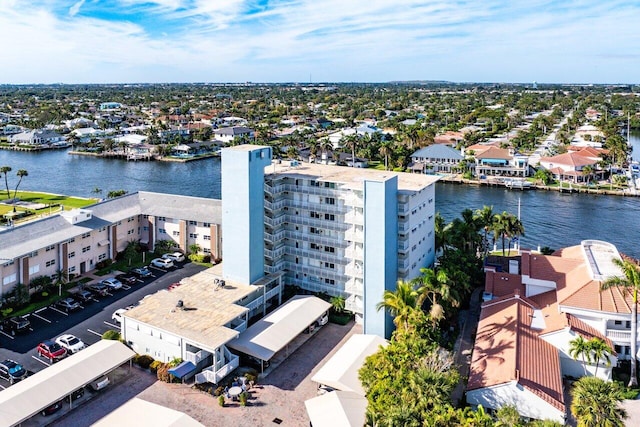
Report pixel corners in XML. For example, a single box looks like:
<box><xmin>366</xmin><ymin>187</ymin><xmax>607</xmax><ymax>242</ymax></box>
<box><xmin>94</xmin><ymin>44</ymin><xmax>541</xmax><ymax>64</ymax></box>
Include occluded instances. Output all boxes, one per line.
<box><xmin>176</xmin><ymin>300</ymin><xmax>184</xmax><ymax>309</ymax></box>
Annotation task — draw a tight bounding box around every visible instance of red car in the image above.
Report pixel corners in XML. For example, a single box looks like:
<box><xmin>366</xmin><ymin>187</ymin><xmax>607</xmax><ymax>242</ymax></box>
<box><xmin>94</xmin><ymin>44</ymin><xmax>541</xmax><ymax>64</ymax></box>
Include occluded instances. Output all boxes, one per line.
<box><xmin>37</xmin><ymin>340</ymin><xmax>68</xmax><ymax>362</ymax></box>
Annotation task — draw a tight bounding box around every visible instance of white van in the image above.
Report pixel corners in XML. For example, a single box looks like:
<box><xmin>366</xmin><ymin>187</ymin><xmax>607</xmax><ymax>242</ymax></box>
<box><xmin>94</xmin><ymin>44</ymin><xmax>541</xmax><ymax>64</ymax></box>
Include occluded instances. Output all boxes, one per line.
<box><xmin>89</xmin><ymin>376</ymin><xmax>110</xmax><ymax>391</ymax></box>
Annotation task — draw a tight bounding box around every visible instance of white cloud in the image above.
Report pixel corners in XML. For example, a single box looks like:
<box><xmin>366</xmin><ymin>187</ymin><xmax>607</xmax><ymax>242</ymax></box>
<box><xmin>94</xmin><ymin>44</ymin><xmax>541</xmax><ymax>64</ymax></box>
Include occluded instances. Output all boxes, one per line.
<box><xmin>0</xmin><ymin>1</ymin><xmax>639</xmax><ymax>83</ymax></box>
<box><xmin>69</xmin><ymin>0</ymin><xmax>85</xmax><ymax>17</ymax></box>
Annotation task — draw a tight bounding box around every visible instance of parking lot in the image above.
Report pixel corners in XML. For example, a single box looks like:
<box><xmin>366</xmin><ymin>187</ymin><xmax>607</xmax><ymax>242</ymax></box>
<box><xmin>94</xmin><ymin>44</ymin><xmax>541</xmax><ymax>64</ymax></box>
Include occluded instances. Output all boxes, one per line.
<box><xmin>0</xmin><ymin>261</ymin><xmax>207</xmax><ymax>392</ymax></box>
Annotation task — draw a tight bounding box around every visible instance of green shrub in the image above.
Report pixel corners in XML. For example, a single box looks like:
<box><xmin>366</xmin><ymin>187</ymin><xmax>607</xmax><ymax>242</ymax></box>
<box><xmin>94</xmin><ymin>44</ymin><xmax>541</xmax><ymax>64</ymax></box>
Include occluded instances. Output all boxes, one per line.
<box><xmin>188</xmin><ymin>253</ymin><xmax>205</xmax><ymax>263</ymax></box>
<box><xmin>239</xmin><ymin>392</ymin><xmax>248</xmax><ymax>406</ymax></box>
<box><xmin>149</xmin><ymin>360</ymin><xmax>163</xmax><ymax>374</ymax></box>
<box><xmin>218</xmin><ymin>395</ymin><xmax>225</xmax><ymax>407</ymax></box>
<box><xmin>135</xmin><ymin>354</ymin><xmax>155</xmax><ymax>369</ymax></box>
<box><xmin>214</xmin><ymin>386</ymin><xmax>225</xmax><ymax>396</ymax></box>
<box><xmin>102</xmin><ymin>330</ymin><xmax>121</xmax><ymax>340</ymax></box>
<box><xmin>156</xmin><ymin>363</ymin><xmax>175</xmax><ymax>382</ymax></box>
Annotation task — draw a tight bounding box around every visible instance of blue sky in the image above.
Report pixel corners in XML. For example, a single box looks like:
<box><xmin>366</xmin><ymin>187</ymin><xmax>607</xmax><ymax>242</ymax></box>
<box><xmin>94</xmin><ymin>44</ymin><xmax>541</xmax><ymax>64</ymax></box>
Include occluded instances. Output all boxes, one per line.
<box><xmin>1</xmin><ymin>0</ymin><xmax>638</xmax><ymax>84</ymax></box>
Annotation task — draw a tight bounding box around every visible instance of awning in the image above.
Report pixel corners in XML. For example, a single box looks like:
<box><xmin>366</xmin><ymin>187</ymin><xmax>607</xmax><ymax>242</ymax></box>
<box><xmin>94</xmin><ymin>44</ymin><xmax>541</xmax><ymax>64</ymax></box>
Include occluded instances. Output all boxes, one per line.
<box><xmin>305</xmin><ymin>391</ymin><xmax>367</xmax><ymax>427</ymax></box>
<box><xmin>93</xmin><ymin>398</ymin><xmax>204</xmax><ymax>427</ymax></box>
<box><xmin>97</xmin><ymin>239</ymin><xmax>110</xmax><ymax>247</ymax></box>
<box><xmin>168</xmin><ymin>361</ymin><xmax>196</xmax><ymax>379</ymax></box>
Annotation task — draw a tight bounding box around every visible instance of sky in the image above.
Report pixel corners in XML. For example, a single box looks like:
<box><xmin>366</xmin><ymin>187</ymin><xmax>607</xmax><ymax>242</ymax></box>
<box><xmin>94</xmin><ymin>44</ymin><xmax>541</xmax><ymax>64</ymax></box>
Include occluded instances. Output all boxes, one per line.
<box><xmin>0</xmin><ymin>0</ymin><xmax>638</xmax><ymax>84</ymax></box>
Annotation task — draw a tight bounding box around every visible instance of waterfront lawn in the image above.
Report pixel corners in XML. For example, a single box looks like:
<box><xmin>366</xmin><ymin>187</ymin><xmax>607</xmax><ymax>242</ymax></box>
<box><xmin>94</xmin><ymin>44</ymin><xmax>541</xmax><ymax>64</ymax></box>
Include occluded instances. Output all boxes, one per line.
<box><xmin>0</xmin><ymin>191</ymin><xmax>96</xmax><ymax>209</ymax></box>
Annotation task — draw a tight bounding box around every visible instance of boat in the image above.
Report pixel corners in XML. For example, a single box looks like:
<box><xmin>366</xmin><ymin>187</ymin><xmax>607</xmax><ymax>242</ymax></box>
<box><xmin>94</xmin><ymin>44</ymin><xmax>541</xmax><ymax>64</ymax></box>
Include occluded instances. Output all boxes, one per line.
<box><xmin>503</xmin><ymin>178</ymin><xmax>531</xmax><ymax>190</ymax></box>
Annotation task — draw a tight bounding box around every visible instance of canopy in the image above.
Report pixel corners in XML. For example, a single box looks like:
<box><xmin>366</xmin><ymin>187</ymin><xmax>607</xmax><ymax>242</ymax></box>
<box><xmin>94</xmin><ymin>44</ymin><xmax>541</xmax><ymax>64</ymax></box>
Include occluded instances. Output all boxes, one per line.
<box><xmin>0</xmin><ymin>340</ymin><xmax>135</xmax><ymax>426</ymax></box>
<box><xmin>92</xmin><ymin>398</ymin><xmax>204</xmax><ymax>427</ymax></box>
<box><xmin>228</xmin><ymin>295</ymin><xmax>331</xmax><ymax>361</ymax></box>
<box><xmin>305</xmin><ymin>391</ymin><xmax>367</xmax><ymax>427</ymax></box>
<box><xmin>168</xmin><ymin>361</ymin><xmax>196</xmax><ymax>379</ymax></box>
<box><xmin>311</xmin><ymin>334</ymin><xmax>388</xmax><ymax>395</ymax></box>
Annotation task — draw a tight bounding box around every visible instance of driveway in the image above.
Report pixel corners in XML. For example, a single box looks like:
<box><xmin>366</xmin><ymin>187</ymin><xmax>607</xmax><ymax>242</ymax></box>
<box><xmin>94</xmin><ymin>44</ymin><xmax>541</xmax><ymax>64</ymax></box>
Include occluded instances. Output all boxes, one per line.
<box><xmin>51</xmin><ymin>321</ymin><xmax>361</xmax><ymax>426</ymax></box>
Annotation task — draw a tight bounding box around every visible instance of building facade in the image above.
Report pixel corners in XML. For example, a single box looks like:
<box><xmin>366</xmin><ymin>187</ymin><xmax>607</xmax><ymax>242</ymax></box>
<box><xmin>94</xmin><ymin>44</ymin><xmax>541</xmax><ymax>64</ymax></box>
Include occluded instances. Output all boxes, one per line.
<box><xmin>221</xmin><ymin>145</ymin><xmax>439</xmax><ymax>338</ymax></box>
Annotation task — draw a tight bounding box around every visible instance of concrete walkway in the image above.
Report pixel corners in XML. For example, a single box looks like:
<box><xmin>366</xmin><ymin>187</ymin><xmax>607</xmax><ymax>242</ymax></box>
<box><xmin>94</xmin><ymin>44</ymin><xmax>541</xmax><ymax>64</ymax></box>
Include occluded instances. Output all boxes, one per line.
<box><xmin>451</xmin><ymin>287</ymin><xmax>483</xmax><ymax>406</ymax></box>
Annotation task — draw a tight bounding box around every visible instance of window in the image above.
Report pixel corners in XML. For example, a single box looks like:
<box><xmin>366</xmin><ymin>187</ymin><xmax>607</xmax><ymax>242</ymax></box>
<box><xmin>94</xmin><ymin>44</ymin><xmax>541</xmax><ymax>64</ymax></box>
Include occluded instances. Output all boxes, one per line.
<box><xmin>324</xmin><ymin>182</ymin><xmax>335</xmax><ymax>189</ymax></box>
<box><xmin>310</xmin><ymin>180</ymin><xmax>320</xmax><ymax>187</ymax></box>
<box><xmin>189</xmin><ymin>220</ymin><xmax>197</xmax><ymax>225</ymax></box>
<box><xmin>324</xmin><ymin>278</ymin><xmax>335</xmax><ymax>285</ymax></box>
<box><xmin>204</xmin><ymin>222</ymin><xmax>211</xmax><ymax>227</ymax></box>
<box><xmin>158</xmin><ymin>216</ymin><xmax>166</xmax><ymax>221</ymax></box>
<box><xmin>324</xmin><ymin>197</ymin><xmax>335</xmax><ymax>205</ymax></box>
<box><xmin>29</xmin><ymin>250</ymin><xmax>39</xmax><ymax>257</ymax></box>
<box><xmin>324</xmin><ymin>262</ymin><xmax>335</xmax><ymax>269</ymax></box>
<box><xmin>82</xmin><ymin>232</ymin><xmax>91</xmax><ymax>238</ymax></box>
<box><xmin>615</xmin><ymin>320</ymin><xmax>622</xmax><ymax>325</ymax></box>
<box><xmin>28</xmin><ymin>265</ymin><xmax>40</xmax><ymax>275</ymax></box>
<box><xmin>324</xmin><ymin>246</ymin><xmax>335</xmax><ymax>253</ymax></box>
<box><xmin>203</xmin><ymin>248</ymin><xmax>211</xmax><ymax>254</ymax></box>
<box><xmin>128</xmin><ymin>217</ymin><xmax>134</xmax><ymax>222</ymax></box>
<box><xmin>82</xmin><ymin>246</ymin><xmax>91</xmax><ymax>253</ymax></box>
<box><xmin>45</xmin><ymin>245</ymin><xmax>56</xmax><ymax>252</ymax></box>
<box><xmin>324</xmin><ymin>213</ymin><xmax>335</xmax><ymax>221</ymax></box>
<box><xmin>310</xmin><ymin>211</ymin><xmax>321</xmax><ymax>219</ymax></box>
<box><xmin>203</xmin><ymin>235</ymin><xmax>211</xmax><ymax>240</ymax></box>
<box><xmin>46</xmin><ymin>259</ymin><xmax>56</xmax><ymax>267</ymax></box>
<box><xmin>68</xmin><ymin>251</ymin><xmax>76</xmax><ymax>258</ymax></box>
<box><xmin>158</xmin><ymin>228</ymin><xmax>166</xmax><ymax>234</ymax></box>
<box><xmin>310</xmin><ymin>227</ymin><xmax>321</xmax><ymax>234</ymax></box>
<box><xmin>68</xmin><ymin>266</ymin><xmax>76</xmax><ymax>273</ymax></box>
<box><xmin>98</xmin><ymin>253</ymin><xmax>107</xmax><ymax>261</ymax></box>
<box><xmin>127</xmin><ymin>229</ymin><xmax>134</xmax><ymax>235</ymax></box>
<box><xmin>189</xmin><ymin>233</ymin><xmax>198</xmax><ymax>239</ymax></box>
<box><xmin>68</xmin><ymin>238</ymin><xmax>75</xmax><ymax>243</ymax></box>
<box><xmin>173</xmin><ymin>231</ymin><xmax>180</xmax><ymax>237</ymax></box>
<box><xmin>143</xmin><ymin>226</ymin><xmax>148</xmax><ymax>231</ymax></box>
<box><xmin>2</xmin><ymin>273</ymin><xmax>17</xmax><ymax>285</ymax></box>
<box><xmin>311</xmin><ymin>243</ymin><xmax>321</xmax><ymax>250</ymax></box>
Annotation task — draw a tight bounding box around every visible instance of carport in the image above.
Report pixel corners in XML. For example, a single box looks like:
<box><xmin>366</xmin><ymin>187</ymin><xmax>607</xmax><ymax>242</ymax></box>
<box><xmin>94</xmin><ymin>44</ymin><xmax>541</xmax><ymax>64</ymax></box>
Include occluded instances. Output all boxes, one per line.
<box><xmin>0</xmin><ymin>340</ymin><xmax>135</xmax><ymax>426</ymax></box>
<box><xmin>227</xmin><ymin>295</ymin><xmax>331</xmax><ymax>373</ymax></box>
<box><xmin>304</xmin><ymin>391</ymin><xmax>368</xmax><ymax>427</ymax></box>
<box><xmin>93</xmin><ymin>397</ymin><xmax>204</xmax><ymax>426</ymax></box>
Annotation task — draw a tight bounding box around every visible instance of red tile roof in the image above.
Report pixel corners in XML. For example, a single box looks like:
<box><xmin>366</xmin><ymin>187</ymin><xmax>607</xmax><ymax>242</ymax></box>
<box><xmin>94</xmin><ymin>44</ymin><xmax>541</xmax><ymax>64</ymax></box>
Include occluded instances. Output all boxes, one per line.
<box><xmin>475</xmin><ymin>146</ymin><xmax>512</xmax><ymax>160</ymax></box>
<box><xmin>540</xmin><ymin>152</ymin><xmax>598</xmax><ymax>168</ymax></box>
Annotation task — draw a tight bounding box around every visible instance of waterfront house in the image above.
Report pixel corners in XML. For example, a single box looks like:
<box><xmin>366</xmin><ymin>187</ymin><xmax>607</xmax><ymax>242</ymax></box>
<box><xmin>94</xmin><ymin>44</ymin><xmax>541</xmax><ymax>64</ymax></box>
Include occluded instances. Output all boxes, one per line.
<box><xmin>468</xmin><ymin>240</ymin><xmax>627</xmax><ymax>422</ymax></box>
<box><xmin>472</xmin><ymin>146</ymin><xmax>529</xmax><ymax>178</ymax></box>
<box><xmin>213</xmin><ymin>126</ymin><xmax>254</xmax><ymax>144</ymax></box>
<box><xmin>433</xmin><ymin>131</ymin><xmax>464</xmax><ymax>146</ymax></box>
<box><xmin>9</xmin><ymin>129</ymin><xmax>65</xmax><ymax>146</ymax></box>
<box><xmin>538</xmin><ymin>151</ymin><xmax>604</xmax><ymax>183</ymax></box>
<box><xmin>410</xmin><ymin>143</ymin><xmax>464</xmax><ymax>174</ymax></box>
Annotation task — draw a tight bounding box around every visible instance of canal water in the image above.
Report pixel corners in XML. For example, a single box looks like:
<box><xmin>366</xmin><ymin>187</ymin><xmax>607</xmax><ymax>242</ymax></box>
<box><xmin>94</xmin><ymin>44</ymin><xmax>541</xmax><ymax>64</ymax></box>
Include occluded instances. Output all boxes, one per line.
<box><xmin>1</xmin><ymin>136</ymin><xmax>639</xmax><ymax>258</ymax></box>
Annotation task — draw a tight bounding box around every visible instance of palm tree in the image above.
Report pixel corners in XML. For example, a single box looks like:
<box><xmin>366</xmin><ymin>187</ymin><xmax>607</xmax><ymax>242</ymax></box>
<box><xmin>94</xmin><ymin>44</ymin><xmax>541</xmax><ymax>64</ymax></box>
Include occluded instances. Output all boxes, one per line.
<box><xmin>589</xmin><ymin>337</ymin><xmax>613</xmax><ymax>377</ymax></box>
<box><xmin>379</xmin><ymin>140</ymin><xmax>393</xmax><ymax>170</ymax></box>
<box><xmin>582</xmin><ymin>164</ymin><xmax>595</xmax><ymax>185</ymax></box>
<box><xmin>569</xmin><ymin>335</ymin><xmax>592</xmax><ymax>376</ymax></box>
<box><xmin>413</xmin><ymin>268</ymin><xmax>459</xmax><ymax>324</ymax></box>
<box><xmin>341</xmin><ymin>134</ymin><xmax>360</xmax><ymax>167</ymax></box>
<box><xmin>320</xmin><ymin>139</ymin><xmax>333</xmax><ymax>164</ymax></box>
<box><xmin>1</xmin><ymin>165</ymin><xmax>11</xmax><ymax>201</ymax></box>
<box><xmin>571</xmin><ymin>377</ymin><xmax>626</xmax><ymax>427</ymax></box>
<box><xmin>434</xmin><ymin>213</ymin><xmax>450</xmax><ymax>256</ymax></box>
<box><xmin>11</xmin><ymin>169</ymin><xmax>28</xmax><ymax>211</ymax></box>
<box><xmin>330</xmin><ymin>295</ymin><xmax>345</xmax><ymax>314</ymax></box>
<box><xmin>601</xmin><ymin>258</ymin><xmax>640</xmax><ymax>387</ymax></box>
<box><xmin>474</xmin><ymin>205</ymin><xmax>495</xmax><ymax>255</ymax></box>
<box><xmin>376</xmin><ymin>280</ymin><xmax>417</xmax><ymax>331</ymax></box>
<box><xmin>493</xmin><ymin>212</ymin><xmax>525</xmax><ymax>256</ymax></box>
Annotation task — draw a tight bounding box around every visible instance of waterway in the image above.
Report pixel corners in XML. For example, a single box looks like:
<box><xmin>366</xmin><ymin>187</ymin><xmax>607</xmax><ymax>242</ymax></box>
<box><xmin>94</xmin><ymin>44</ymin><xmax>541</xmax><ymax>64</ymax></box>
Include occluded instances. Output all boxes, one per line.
<box><xmin>1</xmin><ymin>134</ymin><xmax>639</xmax><ymax>258</ymax></box>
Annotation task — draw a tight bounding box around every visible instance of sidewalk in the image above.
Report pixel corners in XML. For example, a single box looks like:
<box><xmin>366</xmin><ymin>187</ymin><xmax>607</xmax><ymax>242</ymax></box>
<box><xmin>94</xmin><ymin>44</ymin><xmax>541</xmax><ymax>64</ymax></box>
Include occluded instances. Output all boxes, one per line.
<box><xmin>451</xmin><ymin>286</ymin><xmax>483</xmax><ymax>406</ymax></box>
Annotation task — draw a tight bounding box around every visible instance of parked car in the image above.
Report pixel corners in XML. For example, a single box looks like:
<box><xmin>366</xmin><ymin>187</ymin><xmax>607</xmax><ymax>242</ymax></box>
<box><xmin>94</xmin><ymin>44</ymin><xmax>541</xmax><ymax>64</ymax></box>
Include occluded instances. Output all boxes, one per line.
<box><xmin>240</xmin><ymin>354</ymin><xmax>270</xmax><ymax>370</ymax></box>
<box><xmin>41</xmin><ymin>401</ymin><xmax>62</xmax><ymax>416</ymax></box>
<box><xmin>87</xmin><ymin>282</ymin><xmax>109</xmax><ymax>297</ymax></box>
<box><xmin>151</xmin><ymin>258</ymin><xmax>174</xmax><ymax>269</ymax></box>
<box><xmin>0</xmin><ymin>359</ymin><xmax>28</xmax><ymax>384</ymax></box>
<box><xmin>162</xmin><ymin>252</ymin><xmax>185</xmax><ymax>263</ymax></box>
<box><xmin>73</xmin><ymin>289</ymin><xmax>95</xmax><ymax>303</ymax></box>
<box><xmin>37</xmin><ymin>340</ymin><xmax>67</xmax><ymax>362</ymax></box>
<box><xmin>0</xmin><ymin>317</ymin><xmax>31</xmax><ymax>336</ymax></box>
<box><xmin>66</xmin><ymin>388</ymin><xmax>84</xmax><ymax>403</ymax></box>
<box><xmin>316</xmin><ymin>312</ymin><xmax>329</xmax><ymax>326</ymax></box>
<box><xmin>115</xmin><ymin>273</ymin><xmax>137</xmax><ymax>286</ymax></box>
<box><xmin>54</xmin><ymin>297</ymin><xmax>81</xmax><ymax>312</ymax></box>
<box><xmin>88</xmin><ymin>375</ymin><xmax>110</xmax><ymax>391</ymax></box>
<box><xmin>55</xmin><ymin>334</ymin><xmax>86</xmax><ymax>354</ymax></box>
<box><xmin>112</xmin><ymin>308</ymin><xmax>128</xmax><ymax>324</ymax></box>
<box><xmin>131</xmin><ymin>266</ymin><xmax>153</xmax><ymax>278</ymax></box>
<box><xmin>101</xmin><ymin>277</ymin><xmax>123</xmax><ymax>291</ymax></box>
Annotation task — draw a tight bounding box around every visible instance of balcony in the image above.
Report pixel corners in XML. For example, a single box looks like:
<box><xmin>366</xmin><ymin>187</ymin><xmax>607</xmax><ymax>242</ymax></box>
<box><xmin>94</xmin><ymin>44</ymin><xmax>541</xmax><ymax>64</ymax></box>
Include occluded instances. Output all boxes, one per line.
<box><xmin>264</xmin><ymin>246</ymin><xmax>286</xmax><ymax>260</ymax></box>
<box><xmin>345</xmin><ymin>245</ymin><xmax>363</xmax><ymax>260</ymax></box>
<box><xmin>264</xmin><ymin>213</ymin><xmax>286</xmax><ymax>227</ymax></box>
<box><xmin>185</xmin><ymin>348</ymin><xmax>212</xmax><ymax>365</ymax></box>
<box><xmin>606</xmin><ymin>329</ymin><xmax>634</xmax><ymax>343</ymax></box>
<box><xmin>345</xmin><ymin>262</ymin><xmax>364</xmax><ymax>278</ymax></box>
<box><xmin>345</xmin><ymin>278</ymin><xmax>363</xmax><ymax>295</ymax></box>
<box><xmin>344</xmin><ymin>194</ymin><xmax>364</xmax><ymax>208</ymax></box>
<box><xmin>264</xmin><ymin>229</ymin><xmax>286</xmax><ymax>243</ymax></box>
<box><xmin>398</xmin><ymin>239</ymin><xmax>410</xmax><ymax>252</ymax></box>
<box><xmin>344</xmin><ymin>212</ymin><xmax>364</xmax><ymax>226</ymax></box>
<box><xmin>345</xmin><ymin>227</ymin><xmax>364</xmax><ymax>243</ymax></box>
<box><xmin>195</xmin><ymin>347</ymin><xmax>239</xmax><ymax>384</ymax></box>
<box><xmin>264</xmin><ymin>199</ymin><xmax>288</xmax><ymax>211</ymax></box>
<box><xmin>345</xmin><ymin>295</ymin><xmax>363</xmax><ymax>314</ymax></box>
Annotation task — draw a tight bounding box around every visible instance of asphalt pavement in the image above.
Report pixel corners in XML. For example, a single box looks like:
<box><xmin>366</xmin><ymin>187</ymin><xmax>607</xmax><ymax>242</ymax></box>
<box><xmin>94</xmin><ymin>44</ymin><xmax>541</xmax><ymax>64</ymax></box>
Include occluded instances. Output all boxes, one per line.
<box><xmin>0</xmin><ymin>262</ymin><xmax>207</xmax><ymax>390</ymax></box>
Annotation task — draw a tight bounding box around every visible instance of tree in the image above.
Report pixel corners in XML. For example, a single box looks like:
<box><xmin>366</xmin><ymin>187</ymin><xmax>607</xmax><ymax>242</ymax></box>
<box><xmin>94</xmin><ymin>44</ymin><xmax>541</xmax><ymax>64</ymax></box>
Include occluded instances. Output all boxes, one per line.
<box><xmin>11</xmin><ymin>169</ymin><xmax>28</xmax><ymax>211</ymax></box>
<box><xmin>413</xmin><ymin>268</ymin><xmax>459</xmax><ymax>325</ymax></box>
<box><xmin>601</xmin><ymin>258</ymin><xmax>640</xmax><ymax>387</ymax></box>
<box><xmin>341</xmin><ymin>134</ymin><xmax>360</xmax><ymax>167</ymax></box>
<box><xmin>571</xmin><ymin>377</ymin><xmax>626</xmax><ymax>427</ymax></box>
<box><xmin>375</xmin><ymin>280</ymin><xmax>417</xmax><ymax>331</ymax></box>
<box><xmin>589</xmin><ymin>337</ymin><xmax>613</xmax><ymax>377</ymax></box>
<box><xmin>379</xmin><ymin>140</ymin><xmax>393</xmax><ymax>170</ymax></box>
<box><xmin>107</xmin><ymin>189</ymin><xmax>128</xmax><ymax>198</ymax></box>
<box><xmin>330</xmin><ymin>295</ymin><xmax>345</xmax><ymax>313</ymax></box>
<box><xmin>53</xmin><ymin>269</ymin><xmax>68</xmax><ymax>297</ymax></box>
<box><xmin>474</xmin><ymin>205</ymin><xmax>495</xmax><ymax>256</ymax></box>
<box><xmin>534</xmin><ymin>168</ymin><xmax>554</xmax><ymax>185</ymax></box>
<box><xmin>582</xmin><ymin>164</ymin><xmax>595</xmax><ymax>185</ymax></box>
<box><xmin>1</xmin><ymin>165</ymin><xmax>11</xmax><ymax>201</ymax></box>
<box><xmin>569</xmin><ymin>335</ymin><xmax>592</xmax><ymax>376</ymax></box>
<box><xmin>492</xmin><ymin>211</ymin><xmax>524</xmax><ymax>256</ymax></box>
<box><xmin>494</xmin><ymin>405</ymin><xmax>524</xmax><ymax>426</ymax></box>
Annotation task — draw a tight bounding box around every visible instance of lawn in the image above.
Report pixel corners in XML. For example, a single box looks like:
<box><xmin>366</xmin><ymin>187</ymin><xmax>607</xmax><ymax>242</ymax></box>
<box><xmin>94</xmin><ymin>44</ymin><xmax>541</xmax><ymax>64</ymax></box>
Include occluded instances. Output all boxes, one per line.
<box><xmin>0</xmin><ymin>191</ymin><xmax>96</xmax><ymax>210</ymax></box>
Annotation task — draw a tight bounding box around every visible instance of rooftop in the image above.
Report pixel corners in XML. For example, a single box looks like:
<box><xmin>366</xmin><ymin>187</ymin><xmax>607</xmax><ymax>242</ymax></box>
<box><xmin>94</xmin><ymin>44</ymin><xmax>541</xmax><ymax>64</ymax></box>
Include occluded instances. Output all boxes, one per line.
<box><xmin>266</xmin><ymin>160</ymin><xmax>440</xmax><ymax>192</ymax></box>
<box><xmin>124</xmin><ymin>267</ymin><xmax>257</xmax><ymax>351</ymax></box>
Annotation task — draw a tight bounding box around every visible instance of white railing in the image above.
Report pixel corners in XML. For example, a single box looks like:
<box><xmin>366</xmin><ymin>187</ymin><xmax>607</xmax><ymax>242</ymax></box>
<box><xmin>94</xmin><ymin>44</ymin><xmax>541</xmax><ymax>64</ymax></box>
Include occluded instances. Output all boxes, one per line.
<box><xmin>606</xmin><ymin>329</ymin><xmax>633</xmax><ymax>342</ymax></box>
<box><xmin>345</xmin><ymin>278</ymin><xmax>363</xmax><ymax>295</ymax></box>
<box><xmin>345</xmin><ymin>246</ymin><xmax>363</xmax><ymax>260</ymax></box>
<box><xmin>283</xmin><ymin>230</ymin><xmax>348</xmax><ymax>248</ymax></box>
<box><xmin>265</xmin><ymin>286</ymin><xmax>281</xmax><ymax>301</ymax></box>
<box><xmin>264</xmin><ymin>246</ymin><xmax>286</xmax><ymax>259</ymax></box>
<box><xmin>345</xmin><ymin>295</ymin><xmax>363</xmax><ymax>313</ymax></box>
<box><xmin>344</xmin><ymin>194</ymin><xmax>364</xmax><ymax>208</ymax></box>
<box><xmin>345</xmin><ymin>228</ymin><xmax>364</xmax><ymax>243</ymax></box>
<box><xmin>185</xmin><ymin>349</ymin><xmax>211</xmax><ymax>365</ymax></box>
<box><xmin>264</xmin><ymin>214</ymin><xmax>287</xmax><ymax>227</ymax></box>
<box><xmin>231</xmin><ymin>320</ymin><xmax>247</xmax><ymax>333</ymax></box>
<box><xmin>398</xmin><ymin>203</ymin><xmax>409</xmax><ymax>215</ymax></box>
<box><xmin>398</xmin><ymin>239</ymin><xmax>410</xmax><ymax>251</ymax></box>
<box><xmin>345</xmin><ymin>263</ymin><xmax>364</xmax><ymax>278</ymax></box>
<box><xmin>264</xmin><ymin>199</ymin><xmax>288</xmax><ymax>211</ymax></box>
<box><xmin>344</xmin><ymin>212</ymin><xmax>364</xmax><ymax>226</ymax></box>
<box><xmin>264</xmin><ymin>230</ymin><xmax>286</xmax><ymax>243</ymax></box>
<box><xmin>245</xmin><ymin>296</ymin><xmax>265</xmax><ymax>311</ymax></box>
<box><xmin>194</xmin><ymin>350</ymin><xmax>240</xmax><ymax>384</ymax></box>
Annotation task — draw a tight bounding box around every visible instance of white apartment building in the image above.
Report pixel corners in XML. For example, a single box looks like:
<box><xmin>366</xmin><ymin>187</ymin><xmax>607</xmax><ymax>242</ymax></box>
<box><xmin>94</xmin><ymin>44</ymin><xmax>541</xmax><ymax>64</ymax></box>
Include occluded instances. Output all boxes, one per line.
<box><xmin>0</xmin><ymin>192</ymin><xmax>222</xmax><ymax>295</ymax></box>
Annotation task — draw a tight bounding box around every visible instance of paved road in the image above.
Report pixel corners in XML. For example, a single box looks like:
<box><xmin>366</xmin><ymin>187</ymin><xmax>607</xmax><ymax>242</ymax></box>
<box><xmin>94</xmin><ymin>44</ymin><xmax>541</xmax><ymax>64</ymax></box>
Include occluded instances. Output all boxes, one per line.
<box><xmin>0</xmin><ymin>262</ymin><xmax>206</xmax><ymax>389</ymax></box>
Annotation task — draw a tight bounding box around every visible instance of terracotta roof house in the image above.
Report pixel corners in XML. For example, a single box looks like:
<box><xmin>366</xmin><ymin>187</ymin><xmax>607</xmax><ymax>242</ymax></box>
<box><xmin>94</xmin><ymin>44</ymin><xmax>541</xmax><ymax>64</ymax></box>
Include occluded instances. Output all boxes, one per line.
<box><xmin>472</xmin><ymin>147</ymin><xmax>530</xmax><ymax>178</ymax></box>
<box><xmin>467</xmin><ymin>240</ymin><xmax>626</xmax><ymax>422</ymax></box>
<box><xmin>433</xmin><ymin>131</ymin><xmax>464</xmax><ymax>146</ymax></box>
<box><xmin>410</xmin><ymin>144</ymin><xmax>463</xmax><ymax>174</ymax></box>
<box><xmin>538</xmin><ymin>152</ymin><xmax>604</xmax><ymax>183</ymax></box>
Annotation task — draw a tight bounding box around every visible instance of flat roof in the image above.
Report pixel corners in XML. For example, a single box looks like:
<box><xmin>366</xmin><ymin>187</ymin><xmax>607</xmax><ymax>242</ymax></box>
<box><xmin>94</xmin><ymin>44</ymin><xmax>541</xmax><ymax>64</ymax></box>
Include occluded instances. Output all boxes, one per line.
<box><xmin>266</xmin><ymin>160</ymin><xmax>440</xmax><ymax>192</ymax></box>
<box><xmin>0</xmin><ymin>340</ymin><xmax>135</xmax><ymax>427</ymax></box>
<box><xmin>92</xmin><ymin>398</ymin><xmax>204</xmax><ymax>427</ymax></box>
<box><xmin>125</xmin><ymin>267</ymin><xmax>257</xmax><ymax>350</ymax></box>
<box><xmin>227</xmin><ymin>295</ymin><xmax>331</xmax><ymax>361</ymax></box>
<box><xmin>311</xmin><ymin>334</ymin><xmax>388</xmax><ymax>395</ymax></box>
<box><xmin>305</xmin><ymin>391</ymin><xmax>367</xmax><ymax>427</ymax></box>
<box><xmin>581</xmin><ymin>239</ymin><xmax>623</xmax><ymax>281</ymax></box>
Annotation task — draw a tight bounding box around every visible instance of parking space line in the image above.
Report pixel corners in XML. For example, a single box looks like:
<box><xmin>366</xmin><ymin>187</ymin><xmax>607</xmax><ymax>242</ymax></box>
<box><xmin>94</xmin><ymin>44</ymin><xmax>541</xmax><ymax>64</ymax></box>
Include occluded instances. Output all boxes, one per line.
<box><xmin>103</xmin><ymin>321</ymin><xmax>119</xmax><ymax>329</ymax></box>
<box><xmin>32</xmin><ymin>313</ymin><xmax>52</xmax><ymax>323</ymax></box>
<box><xmin>0</xmin><ymin>384</ymin><xmax>5</xmax><ymax>390</ymax></box>
<box><xmin>35</xmin><ymin>307</ymin><xmax>48</xmax><ymax>314</ymax></box>
<box><xmin>122</xmin><ymin>285</ymin><xmax>131</xmax><ymax>291</ymax></box>
<box><xmin>31</xmin><ymin>355</ymin><xmax>50</xmax><ymax>367</ymax></box>
<box><xmin>87</xmin><ymin>329</ymin><xmax>103</xmax><ymax>337</ymax></box>
<box><xmin>49</xmin><ymin>306</ymin><xmax>68</xmax><ymax>316</ymax></box>
<box><xmin>0</xmin><ymin>331</ymin><xmax>14</xmax><ymax>340</ymax></box>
